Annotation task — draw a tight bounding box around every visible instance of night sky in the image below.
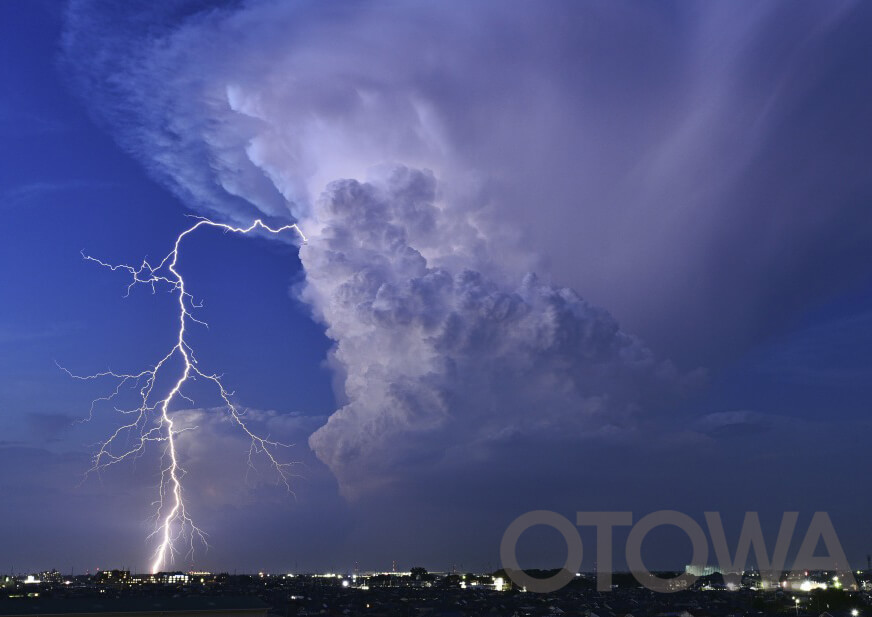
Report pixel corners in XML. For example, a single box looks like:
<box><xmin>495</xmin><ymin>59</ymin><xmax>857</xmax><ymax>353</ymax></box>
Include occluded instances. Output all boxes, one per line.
<box><xmin>2</xmin><ymin>1</ymin><xmax>872</xmax><ymax>575</ymax></box>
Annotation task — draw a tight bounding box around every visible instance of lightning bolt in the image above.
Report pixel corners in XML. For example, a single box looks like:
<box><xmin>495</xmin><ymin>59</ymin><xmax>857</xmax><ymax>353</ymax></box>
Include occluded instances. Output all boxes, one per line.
<box><xmin>62</xmin><ymin>217</ymin><xmax>307</xmax><ymax>573</ymax></box>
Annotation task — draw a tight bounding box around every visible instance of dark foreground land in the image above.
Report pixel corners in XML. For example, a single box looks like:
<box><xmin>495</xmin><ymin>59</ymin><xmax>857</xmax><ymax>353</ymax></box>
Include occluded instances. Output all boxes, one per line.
<box><xmin>1</xmin><ymin>569</ymin><xmax>870</xmax><ymax>617</ymax></box>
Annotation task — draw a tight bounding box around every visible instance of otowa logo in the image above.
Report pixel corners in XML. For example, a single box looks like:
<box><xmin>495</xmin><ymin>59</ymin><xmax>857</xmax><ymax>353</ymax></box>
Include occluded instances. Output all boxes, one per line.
<box><xmin>500</xmin><ymin>511</ymin><xmax>856</xmax><ymax>593</ymax></box>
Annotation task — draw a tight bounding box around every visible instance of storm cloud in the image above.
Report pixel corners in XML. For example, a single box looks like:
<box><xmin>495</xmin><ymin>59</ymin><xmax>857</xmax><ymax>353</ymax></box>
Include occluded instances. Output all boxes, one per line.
<box><xmin>301</xmin><ymin>168</ymin><xmax>699</xmax><ymax>494</ymax></box>
<box><xmin>61</xmin><ymin>0</ymin><xmax>872</xmax><ymax>495</ymax></box>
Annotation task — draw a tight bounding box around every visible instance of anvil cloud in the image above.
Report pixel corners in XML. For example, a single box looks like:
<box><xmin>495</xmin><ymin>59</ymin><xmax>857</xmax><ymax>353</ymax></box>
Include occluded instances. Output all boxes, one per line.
<box><xmin>62</xmin><ymin>0</ymin><xmax>872</xmax><ymax>495</ymax></box>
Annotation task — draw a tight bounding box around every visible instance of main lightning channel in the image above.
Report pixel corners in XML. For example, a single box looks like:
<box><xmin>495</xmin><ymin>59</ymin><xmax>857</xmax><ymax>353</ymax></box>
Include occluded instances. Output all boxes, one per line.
<box><xmin>64</xmin><ymin>217</ymin><xmax>306</xmax><ymax>574</ymax></box>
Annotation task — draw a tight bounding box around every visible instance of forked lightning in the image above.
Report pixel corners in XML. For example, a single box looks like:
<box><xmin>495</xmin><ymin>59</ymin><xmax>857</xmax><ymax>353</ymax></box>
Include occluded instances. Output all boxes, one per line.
<box><xmin>62</xmin><ymin>217</ymin><xmax>306</xmax><ymax>573</ymax></box>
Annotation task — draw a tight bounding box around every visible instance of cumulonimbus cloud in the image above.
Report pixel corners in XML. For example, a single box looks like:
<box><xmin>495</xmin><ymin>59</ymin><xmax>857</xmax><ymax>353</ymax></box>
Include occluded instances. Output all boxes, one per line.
<box><xmin>61</xmin><ymin>0</ymin><xmax>871</xmax><ymax>495</ymax></box>
<box><xmin>300</xmin><ymin>167</ymin><xmax>700</xmax><ymax>494</ymax></box>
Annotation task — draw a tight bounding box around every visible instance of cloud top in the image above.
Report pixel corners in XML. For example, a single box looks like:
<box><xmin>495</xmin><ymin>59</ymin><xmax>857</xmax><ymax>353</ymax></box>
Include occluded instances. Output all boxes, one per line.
<box><xmin>61</xmin><ymin>0</ymin><xmax>872</xmax><ymax>494</ymax></box>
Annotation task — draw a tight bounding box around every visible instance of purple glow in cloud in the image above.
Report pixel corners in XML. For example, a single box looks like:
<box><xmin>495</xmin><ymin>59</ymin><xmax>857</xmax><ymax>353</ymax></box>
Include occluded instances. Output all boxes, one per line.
<box><xmin>61</xmin><ymin>0</ymin><xmax>872</xmax><ymax>495</ymax></box>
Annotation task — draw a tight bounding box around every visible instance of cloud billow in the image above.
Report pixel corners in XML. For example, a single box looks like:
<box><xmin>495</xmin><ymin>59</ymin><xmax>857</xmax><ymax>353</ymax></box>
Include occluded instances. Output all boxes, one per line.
<box><xmin>301</xmin><ymin>168</ymin><xmax>696</xmax><ymax>495</ymax></box>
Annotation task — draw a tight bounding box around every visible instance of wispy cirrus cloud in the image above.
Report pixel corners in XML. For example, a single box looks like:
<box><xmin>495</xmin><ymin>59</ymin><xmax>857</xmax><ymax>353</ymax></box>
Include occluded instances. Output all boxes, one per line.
<box><xmin>1</xmin><ymin>180</ymin><xmax>116</xmax><ymax>209</ymax></box>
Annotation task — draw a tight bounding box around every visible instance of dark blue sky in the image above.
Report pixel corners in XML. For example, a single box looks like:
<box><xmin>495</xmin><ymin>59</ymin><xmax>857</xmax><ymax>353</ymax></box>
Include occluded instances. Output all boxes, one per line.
<box><xmin>1</xmin><ymin>0</ymin><xmax>872</xmax><ymax>575</ymax></box>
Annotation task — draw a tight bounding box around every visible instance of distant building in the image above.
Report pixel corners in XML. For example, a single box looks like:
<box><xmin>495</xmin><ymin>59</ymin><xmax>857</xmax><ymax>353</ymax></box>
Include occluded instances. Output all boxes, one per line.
<box><xmin>94</xmin><ymin>570</ymin><xmax>130</xmax><ymax>584</ymax></box>
<box><xmin>684</xmin><ymin>565</ymin><xmax>723</xmax><ymax>577</ymax></box>
<box><xmin>128</xmin><ymin>572</ymin><xmax>189</xmax><ymax>585</ymax></box>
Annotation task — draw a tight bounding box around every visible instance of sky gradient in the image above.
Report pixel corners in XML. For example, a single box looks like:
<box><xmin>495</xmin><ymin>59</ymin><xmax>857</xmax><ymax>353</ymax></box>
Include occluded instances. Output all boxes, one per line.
<box><xmin>1</xmin><ymin>0</ymin><xmax>872</xmax><ymax>575</ymax></box>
